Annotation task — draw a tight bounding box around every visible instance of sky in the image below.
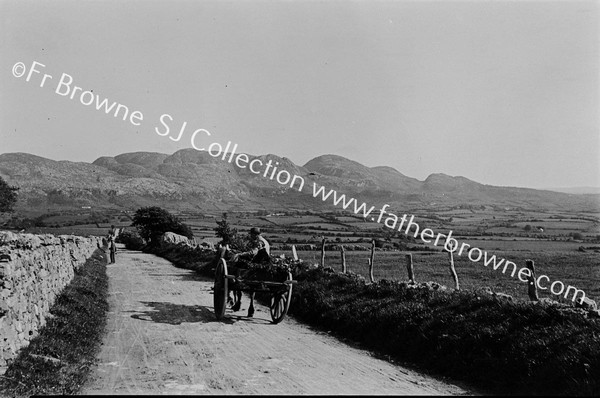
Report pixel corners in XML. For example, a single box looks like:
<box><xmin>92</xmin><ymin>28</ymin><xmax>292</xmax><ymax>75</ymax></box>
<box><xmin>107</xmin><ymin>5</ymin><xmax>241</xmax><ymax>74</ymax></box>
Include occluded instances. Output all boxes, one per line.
<box><xmin>1</xmin><ymin>0</ymin><xmax>598</xmax><ymax>190</ymax></box>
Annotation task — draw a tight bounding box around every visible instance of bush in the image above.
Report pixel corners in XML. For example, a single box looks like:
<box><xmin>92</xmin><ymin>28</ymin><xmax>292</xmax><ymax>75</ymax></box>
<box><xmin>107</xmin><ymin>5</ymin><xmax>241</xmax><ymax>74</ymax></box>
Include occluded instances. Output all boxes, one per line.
<box><xmin>136</xmin><ymin>236</ymin><xmax>600</xmax><ymax>395</ymax></box>
<box><xmin>0</xmin><ymin>176</ymin><xmax>19</xmax><ymax>213</ymax></box>
<box><xmin>287</xmin><ymin>271</ymin><xmax>600</xmax><ymax>396</ymax></box>
<box><xmin>116</xmin><ymin>229</ymin><xmax>145</xmax><ymax>250</ymax></box>
<box><xmin>570</xmin><ymin>232</ymin><xmax>584</xmax><ymax>240</ymax></box>
<box><xmin>131</xmin><ymin>206</ymin><xmax>193</xmax><ymax>246</ymax></box>
<box><xmin>213</xmin><ymin>213</ymin><xmax>248</xmax><ymax>251</ymax></box>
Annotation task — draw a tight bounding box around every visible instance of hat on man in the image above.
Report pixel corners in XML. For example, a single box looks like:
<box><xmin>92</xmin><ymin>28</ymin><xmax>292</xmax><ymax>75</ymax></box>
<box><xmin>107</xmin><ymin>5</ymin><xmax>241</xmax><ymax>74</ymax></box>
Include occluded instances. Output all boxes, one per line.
<box><xmin>250</xmin><ymin>227</ymin><xmax>261</xmax><ymax>235</ymax></box>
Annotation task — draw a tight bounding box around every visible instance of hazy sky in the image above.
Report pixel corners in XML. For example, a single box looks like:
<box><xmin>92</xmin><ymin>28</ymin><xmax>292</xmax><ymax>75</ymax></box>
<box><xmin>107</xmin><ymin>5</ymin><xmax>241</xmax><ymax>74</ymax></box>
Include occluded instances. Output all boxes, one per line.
<box><xmin>1</xmin><ymin>0</ymin><xmax>598</xmax><ymax>189</ymax></box>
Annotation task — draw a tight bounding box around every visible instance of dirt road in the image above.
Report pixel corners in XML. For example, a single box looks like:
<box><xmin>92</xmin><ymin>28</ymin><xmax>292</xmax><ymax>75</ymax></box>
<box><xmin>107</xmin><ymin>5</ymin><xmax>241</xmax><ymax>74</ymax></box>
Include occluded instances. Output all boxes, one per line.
<box><xmin>80</xmin><ymin>246</ymin><xmax>473</xmax><ymax>395</ymax></box>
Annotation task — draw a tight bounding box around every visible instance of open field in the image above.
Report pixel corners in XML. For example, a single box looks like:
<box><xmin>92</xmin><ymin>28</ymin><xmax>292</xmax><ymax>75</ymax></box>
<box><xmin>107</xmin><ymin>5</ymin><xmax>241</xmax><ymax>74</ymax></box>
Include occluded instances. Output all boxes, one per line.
<box><xmin>4</xmin><ymin>205</ymin><xmax>599</xmax><ymax>305</ymax></box>
<box><xmin>272</xmin><ymin>249</ymin><xmax>600</xmax><ymax>305</ymax></box>
<box><xmin>2</xmin><ymin>202</ymin><xmax>599</xmax><ymax>396</ymax></box>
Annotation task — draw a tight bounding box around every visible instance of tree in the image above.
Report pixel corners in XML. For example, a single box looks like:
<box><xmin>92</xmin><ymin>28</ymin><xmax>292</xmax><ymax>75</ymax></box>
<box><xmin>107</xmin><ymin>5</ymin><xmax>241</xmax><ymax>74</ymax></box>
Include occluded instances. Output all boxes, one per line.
<box><xmin>213</xmin><ymin>213</ymin><xmax>248</xmax><ymax>251</ymax></box>
<box><xmin>523</xmin><ymin>224</ymin><xmax>532</xmax><ymax>232</ymax></box>
<box><xmin>132</xmin><ymin>206</ymin><xmax>193</xmax><ymax>245</ymax></box>
<box><xmin>214</xmin><ymin>213</ymin><xmax>238</xmax><ymax>242</ymax></box>
<box><xmin>570</xmin><ymin>232</ymin><xmax>584</xmax><ymax>241</ymax></box>
<box><xmin>116</xmin><ymin>229</ymin><xmax>145</xmax><ymax>250</ymax></box>
<box><xmin>0</xmin><ymin>176</ymin><xmax>19</xmax><ymax>213</ymax></box>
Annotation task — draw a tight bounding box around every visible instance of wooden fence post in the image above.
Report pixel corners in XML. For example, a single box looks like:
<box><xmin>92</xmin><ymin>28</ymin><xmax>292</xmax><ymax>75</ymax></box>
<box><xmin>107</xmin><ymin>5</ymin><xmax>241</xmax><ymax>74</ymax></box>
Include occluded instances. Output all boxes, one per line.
<box><xmin>292</xmin><ymin>245</ymin><xmax>298</xmax><ymax>261</ymax></box>
<box><xmin>369</xmin><ymin>240</ymin><xmax>375</xmax><ymax>283</ymax></box>
<box><xmin>525</xmin><ymin>259</ymin><xmax>539</xmax><ymax>301</ymax></box>
<box><xmin>320</xmin><ymin>237</ymin><xmax>326</xmax><ymax>267</ymax></box>
<box><xmin>448</xmin><ymin>250</ymin><xmax>460</xmax><ymax>290</ymax></box>
<box><xmin>405</xmin><ymin>253</ymin><xmax>415</xmax><ymax>284</ymax></box>
<box><xmin>340</xmin><ymin>245</ymin><xmax>347</xmax><ymax>273</ymax></box>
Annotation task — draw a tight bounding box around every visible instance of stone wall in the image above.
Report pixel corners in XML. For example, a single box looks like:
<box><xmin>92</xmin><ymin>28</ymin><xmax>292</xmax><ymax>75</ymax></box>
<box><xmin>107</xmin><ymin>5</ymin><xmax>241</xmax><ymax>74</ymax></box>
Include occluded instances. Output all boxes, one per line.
<box><xmin>0</xmin><ymin>231</ymin><xmax>102</xmax><ymax>373</ymax></box>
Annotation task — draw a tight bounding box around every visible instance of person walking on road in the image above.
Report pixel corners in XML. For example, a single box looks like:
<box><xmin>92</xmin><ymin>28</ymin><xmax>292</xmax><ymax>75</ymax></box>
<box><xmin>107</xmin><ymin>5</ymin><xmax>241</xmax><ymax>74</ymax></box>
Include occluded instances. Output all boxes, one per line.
<box><xmin>108</xmin><ymin>235</ymin><xmax>117</xmax><ymax>264</ymax></box>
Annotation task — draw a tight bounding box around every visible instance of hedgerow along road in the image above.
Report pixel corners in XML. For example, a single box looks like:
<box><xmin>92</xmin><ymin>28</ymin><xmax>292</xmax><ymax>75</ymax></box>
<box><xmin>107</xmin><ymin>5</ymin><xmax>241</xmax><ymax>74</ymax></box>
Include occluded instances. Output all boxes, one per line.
<box><xmin>80</xmin><ymin>245</ymin><xmax>474</xmax><ymax>395</ymax></box>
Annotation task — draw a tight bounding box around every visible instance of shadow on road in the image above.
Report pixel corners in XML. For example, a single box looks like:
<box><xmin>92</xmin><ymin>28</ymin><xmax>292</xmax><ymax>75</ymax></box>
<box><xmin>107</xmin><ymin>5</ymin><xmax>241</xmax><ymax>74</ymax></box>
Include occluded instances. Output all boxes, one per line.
<box><xmin>129</xmin><ymin>301</ymin><xmax>234</xmax><ymax>325</ymax></box>
<box><xmin>147</xmin><ymin>273</ymin><xmax>209</xmax><ymax>282</ymax></box>
<box><xmin>226</xmin><ymin>313</ymin><xmax>274</xmax><ymax>325</ymax></box>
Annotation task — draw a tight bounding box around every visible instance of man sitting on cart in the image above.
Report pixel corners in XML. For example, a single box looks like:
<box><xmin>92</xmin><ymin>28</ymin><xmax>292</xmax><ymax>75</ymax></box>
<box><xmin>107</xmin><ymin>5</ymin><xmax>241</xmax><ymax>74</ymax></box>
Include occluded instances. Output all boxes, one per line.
<box><xmin>231</xmin><ymin>227</ymin><xmax>270</xmax><ymax>264</ymax></box>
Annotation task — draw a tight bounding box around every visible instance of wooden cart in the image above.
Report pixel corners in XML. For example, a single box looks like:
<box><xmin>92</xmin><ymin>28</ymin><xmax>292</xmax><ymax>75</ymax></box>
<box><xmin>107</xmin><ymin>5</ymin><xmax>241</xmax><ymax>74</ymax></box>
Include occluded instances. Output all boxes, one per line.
<box><xmin>213</xmin><ymin>258</ymin><xmax>296</xmax><ymax>324</ymax></box>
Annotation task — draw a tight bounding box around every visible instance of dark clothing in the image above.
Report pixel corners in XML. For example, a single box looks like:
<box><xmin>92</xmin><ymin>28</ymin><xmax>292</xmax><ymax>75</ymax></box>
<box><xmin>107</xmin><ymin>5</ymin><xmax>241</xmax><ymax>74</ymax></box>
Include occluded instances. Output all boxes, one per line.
<box><xmin>108</xmin><ymin>239</ymin><xmax>117</xmax><ymax>263</ymax></box>
<box><xmin>237</xmin><ymin>235</ymin><xmax>271</xmax><ymax>263</ymax></box>
<box><xmin>252</xmin><ymin>248</ymin><xmax>270</xmax><ymax>264</ymax></box>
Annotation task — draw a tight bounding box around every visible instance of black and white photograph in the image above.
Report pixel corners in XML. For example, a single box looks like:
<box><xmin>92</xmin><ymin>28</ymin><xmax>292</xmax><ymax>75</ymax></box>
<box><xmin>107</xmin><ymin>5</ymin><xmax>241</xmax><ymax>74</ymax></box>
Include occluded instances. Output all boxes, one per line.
<box><xmin>1</xmin><ymin>0</ymin><xmax>599</xmax><ymax>395</ymax></box>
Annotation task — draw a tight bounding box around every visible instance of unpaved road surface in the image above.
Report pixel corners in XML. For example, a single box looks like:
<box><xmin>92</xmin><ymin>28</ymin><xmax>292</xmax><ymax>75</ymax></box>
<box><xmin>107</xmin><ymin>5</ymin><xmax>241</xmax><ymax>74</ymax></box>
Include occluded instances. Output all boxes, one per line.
<box><xmin>80</xmin><ymin>247</ymin><xmax>473</xmax><ymax>395</ymax></box>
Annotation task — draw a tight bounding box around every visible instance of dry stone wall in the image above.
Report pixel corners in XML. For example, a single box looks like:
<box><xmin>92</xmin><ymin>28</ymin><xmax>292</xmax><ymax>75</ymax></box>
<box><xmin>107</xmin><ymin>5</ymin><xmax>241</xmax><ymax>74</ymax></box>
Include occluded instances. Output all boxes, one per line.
<box><xmin>0</xmin><ymin>231</ymin><xmax>102</xmax><ymax>373</ymax></box>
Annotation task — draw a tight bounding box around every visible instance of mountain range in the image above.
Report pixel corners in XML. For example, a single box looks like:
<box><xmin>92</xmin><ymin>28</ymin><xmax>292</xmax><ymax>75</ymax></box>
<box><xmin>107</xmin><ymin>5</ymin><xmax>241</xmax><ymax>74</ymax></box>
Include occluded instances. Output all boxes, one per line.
<box><xmin>0</xmin><ymin>150</ymin><xmax>597</xmax><ymax>214</ymax></box>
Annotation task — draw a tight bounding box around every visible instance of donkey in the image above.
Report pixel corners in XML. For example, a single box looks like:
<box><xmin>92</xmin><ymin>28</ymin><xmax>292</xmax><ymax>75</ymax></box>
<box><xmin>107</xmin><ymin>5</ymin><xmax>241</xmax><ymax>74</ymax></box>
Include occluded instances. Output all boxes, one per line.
<box><xmin>218</xmin><ymin>244</ymin><xmax>256</xmax><ymax>317</ymax></box>
<box><xmin>230</xmin><ymin>274</ymin><xmax>255</xmax><ymax>317</ymax></box>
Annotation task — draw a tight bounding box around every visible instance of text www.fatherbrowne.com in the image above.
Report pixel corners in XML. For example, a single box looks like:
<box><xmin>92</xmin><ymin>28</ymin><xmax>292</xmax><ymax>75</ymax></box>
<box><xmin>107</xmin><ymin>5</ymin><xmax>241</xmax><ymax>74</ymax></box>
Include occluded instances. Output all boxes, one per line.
<box><xmin>310</xmin><ymin>183</ymin><xmax>587</xmax><ymax>304</ymax></box>
<box><xmin>12</xmin><ymin>60</ymin><xmax>587</xmax><ymax>305</ymax></box>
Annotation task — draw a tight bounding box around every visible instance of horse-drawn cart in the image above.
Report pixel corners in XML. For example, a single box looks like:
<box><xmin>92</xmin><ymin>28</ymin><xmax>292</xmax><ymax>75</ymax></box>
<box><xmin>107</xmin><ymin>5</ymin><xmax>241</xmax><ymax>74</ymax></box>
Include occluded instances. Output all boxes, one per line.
<box><xmin>213</xmin><ymin>258</ymin><xmax>296</xmax><ymax>324</ymax></box>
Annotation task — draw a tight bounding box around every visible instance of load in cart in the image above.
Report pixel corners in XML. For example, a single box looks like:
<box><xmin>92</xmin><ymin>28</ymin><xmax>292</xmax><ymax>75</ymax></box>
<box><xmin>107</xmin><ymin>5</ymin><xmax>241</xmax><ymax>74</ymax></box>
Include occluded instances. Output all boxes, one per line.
<box><xmin>213</xmin><ymin>227</ymin><xmax>296</xmax><ymax>324</ymax></box>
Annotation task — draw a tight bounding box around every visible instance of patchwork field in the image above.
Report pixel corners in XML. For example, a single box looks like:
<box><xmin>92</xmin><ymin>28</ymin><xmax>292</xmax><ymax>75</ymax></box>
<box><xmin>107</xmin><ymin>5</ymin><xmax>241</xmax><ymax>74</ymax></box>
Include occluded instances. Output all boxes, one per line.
<box><xmin>273</xmin><ymin>249</ymin><xmax>600</xmax><ymax>305</ymax></box>
<box><xmin>4</xmin><ymin>204</ymin><xmax>599</xmax><ymax>305</ymax></box>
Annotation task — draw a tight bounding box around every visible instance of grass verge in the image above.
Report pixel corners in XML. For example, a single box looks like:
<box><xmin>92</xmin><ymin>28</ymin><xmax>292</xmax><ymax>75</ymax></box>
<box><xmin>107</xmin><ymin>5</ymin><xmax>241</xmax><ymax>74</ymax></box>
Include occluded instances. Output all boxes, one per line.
<box><xmin>137</xmin><ymin>241</ymin><xmax>600</xmax><ymax>396</ymax></box>
<box><xmin>0</xmin><ymin>248</ymin><xmax>109</xmax><ymax>397</ymax></box>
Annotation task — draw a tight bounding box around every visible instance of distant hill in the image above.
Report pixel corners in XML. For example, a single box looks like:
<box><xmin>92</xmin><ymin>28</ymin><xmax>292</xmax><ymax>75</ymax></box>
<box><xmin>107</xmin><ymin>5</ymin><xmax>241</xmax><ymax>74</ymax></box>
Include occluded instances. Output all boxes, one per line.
<box><xmin>544</xmin><ymin>187</ymin><xmax>600</xmax><ymax>195</ymax></box>
<box><xmin>0</xmin><ymin>150</ymin><xmax>598</xmax><ymax>214</ymax></box>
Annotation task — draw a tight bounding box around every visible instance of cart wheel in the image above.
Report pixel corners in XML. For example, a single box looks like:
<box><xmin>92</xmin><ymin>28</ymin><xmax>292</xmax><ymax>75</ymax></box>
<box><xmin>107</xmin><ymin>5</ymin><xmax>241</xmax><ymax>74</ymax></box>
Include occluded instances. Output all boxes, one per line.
<box><xmin>213</xmin><ymin>258</ymin><xmax>229</xmax><ymax>320</ymax></box>
<box><xmin>270</xmin><ymin>271</ymin><xmax>293</xmax><ymax>324</ymax></box>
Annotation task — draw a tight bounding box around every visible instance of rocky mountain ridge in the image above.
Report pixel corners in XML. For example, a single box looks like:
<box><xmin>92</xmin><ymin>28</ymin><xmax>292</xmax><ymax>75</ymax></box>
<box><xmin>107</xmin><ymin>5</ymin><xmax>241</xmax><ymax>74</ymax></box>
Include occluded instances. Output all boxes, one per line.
<box><xmin>0</xmin><ymin>150</ymin><xmax>597</xmax><ymax>213</ymax></box>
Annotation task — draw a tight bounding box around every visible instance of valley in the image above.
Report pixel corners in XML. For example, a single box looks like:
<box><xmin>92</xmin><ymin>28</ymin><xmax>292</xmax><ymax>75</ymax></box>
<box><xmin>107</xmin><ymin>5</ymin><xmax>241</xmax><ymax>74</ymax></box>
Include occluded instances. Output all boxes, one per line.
<box><xmin>1</xmin><ymin>150</ymin><xmax>598</xmax><ymax>305</ymax></box>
